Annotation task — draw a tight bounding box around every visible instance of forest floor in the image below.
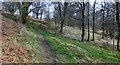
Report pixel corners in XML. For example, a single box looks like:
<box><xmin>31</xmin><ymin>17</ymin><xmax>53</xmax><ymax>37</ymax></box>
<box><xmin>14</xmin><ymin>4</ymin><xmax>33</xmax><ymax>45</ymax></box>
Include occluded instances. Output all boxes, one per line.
<box><xmin>1</xmin><ymin>17</ymin><xmax>31</xmax><ymax>63</ymax></box>
<box><xmin>25</xmin><ymin>20</ymin><xmax>120</xmax><ymax>63</ymax></box>
<box><xmin>63</xmin><ymin>26</ymin><xmax>117</xmax><ymax>49</ymax></box>
<box><xmin>1</xmin><ymin>14</ymin><xmax>120</xmax><ymax>63</ymax></box>
<box><xmin>1</xmin><ymin>16</ymin><xmax>58</xmax><ymax>63</ymax></box>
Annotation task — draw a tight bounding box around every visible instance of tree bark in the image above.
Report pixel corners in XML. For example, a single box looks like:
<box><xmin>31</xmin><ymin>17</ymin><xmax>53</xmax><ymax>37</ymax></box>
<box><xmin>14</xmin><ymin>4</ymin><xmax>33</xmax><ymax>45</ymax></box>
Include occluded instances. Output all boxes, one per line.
<box><xmin>40</xmin><ymin>10</ymin><xmax>43</xmax><ymax>19</ymax></box>
<box><xmin>87</xmin><ymin>1</ymin><xmax>90</xmax><ymax>41</ymax></box>
<box><xmin>101</xmin><ymin>3</ymin><xmax>105</xmax><ymax>39</ymax></box>
<box><xmin>116</xmin><ymin>2</ymin><xmax>120</xmax><ymax>51</ymax></box>
<box><xmin>59</xmin><ymin>2</ymin><xmax>68</xmax><ymax>33</ymax></box>
<box><xmin>92</xmin><ymin>0</ymin><xmax>96</xmax><ymax>41</ymax></box>
<box><xmin>20</xmin><ymin>2</ymin><xmax>32</xmax><ymax>24</ymax></box>
<box><xmin>81</xmin><ymin>2</ymin><xmax>85</xmax><ymax>42</ymax></box>
<box><xmin>36</xmin><ymin>12</ymin><xmax>39</xmax><ymax>19</ymax></box>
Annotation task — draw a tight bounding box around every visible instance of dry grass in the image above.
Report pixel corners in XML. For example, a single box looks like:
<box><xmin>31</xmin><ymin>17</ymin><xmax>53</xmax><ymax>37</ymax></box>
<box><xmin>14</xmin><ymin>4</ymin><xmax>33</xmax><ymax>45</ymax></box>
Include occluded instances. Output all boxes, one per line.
<box><xmin>62</xmin><ymin>26</ymin><xmax>117</xmax><ymax>48</ymax></box>
<box><xmin>63</xmin><ymin>26</ymin><xmax>101</xmax><ymax>40</ymax></box>
<box><xmin>1</xmin><ymin>17</ymin><xmax>31</xmax><ymax>63</ymax></box>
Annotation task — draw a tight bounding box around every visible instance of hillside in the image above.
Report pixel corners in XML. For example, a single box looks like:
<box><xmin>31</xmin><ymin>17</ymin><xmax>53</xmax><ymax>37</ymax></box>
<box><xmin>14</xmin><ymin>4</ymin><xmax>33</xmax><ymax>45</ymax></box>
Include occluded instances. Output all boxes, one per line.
<box><xmin>1</xmin><ymin>17</ymin><xmax>30</xmax><ymax>62</ymax></box>
<box><xmin>1</xmin><ymin>14</ymin><xmax>120</xmax><ymax>63</ymax></box>
<box><xmin>25</xmin><ymin>21</ymin><xmax>120</xmax><ymax>63</ymax></box>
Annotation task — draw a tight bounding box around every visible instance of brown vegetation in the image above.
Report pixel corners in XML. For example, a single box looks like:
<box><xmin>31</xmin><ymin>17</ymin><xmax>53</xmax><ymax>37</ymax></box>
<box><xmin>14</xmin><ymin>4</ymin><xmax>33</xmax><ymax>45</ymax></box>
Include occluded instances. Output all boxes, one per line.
<box><xmin>1</xmin><ymin>17</ymin><xmax>31</xmax><ymax>63</ymax></box>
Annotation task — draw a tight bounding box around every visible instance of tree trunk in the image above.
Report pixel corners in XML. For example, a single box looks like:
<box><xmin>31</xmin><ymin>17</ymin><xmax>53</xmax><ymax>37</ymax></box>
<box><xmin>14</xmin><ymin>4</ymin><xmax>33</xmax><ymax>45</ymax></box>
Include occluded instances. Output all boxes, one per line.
<box><xmin>21</xmin><ymin>13</ymin><xmax>27</xmax><ymax>24</ymax></box>
<box><xmin>102</xmin><ymin>18</ymin><xmax>105</xmax><ymax>39</ymax></box>
<box><xmin>113</xmin><ymin>36</ymin><xmax>114</xmax><ymax>50</ymax></box>
<box><xmin>92</xmin><ymin>1</ymin><xmax>96</xmax><ymax>41</ymax></box>
<box><xmin>81</xmin><ymin>2</ymin><xmax>85</xmax><ymax>42</ymax></box>
<box><xmin>36</xmin><ymin>12</ymin><xmax>39</xmax><ymax>19</ymax></box>
<box><xmin>58</xmin><ymin>3</ymin><xmax>63</xmax><ymax>33</ymax></box>
<box><xmin>101</xmin><ymin>4</ymin><xmax>105</xmax><ymax>39</ymax></box>
<box><xmin>116</xmin><ymin>2</ymin><xmax>120</xmax><ymax>51</ymax></box>
<box><xmin>60</xmin><ymin>21</ymin><xmax>64</xmax><ymax>33</ymax></box>
<box><xmin>59</xmin><ymin>2</ymin><xmax>68</xmax><ymax>33</ymax></box>
<box><xmin>20</xmin><ymin>2</ymin><xmax>32</xmax><ymax>24</ymax></box>
<box><xmin>117</xmin><ymin>27</ymin><xmax>120</xmax><ymax>51</ymax></box>
<box><xmin>40</xmin><ymin>11</ymin><xmax>43</xmax><ymax>19</ymax></box>
<box><xmin>87</xmin><ymin>1</ymin><xmax>90</xmax><ymax>41</ymax></box>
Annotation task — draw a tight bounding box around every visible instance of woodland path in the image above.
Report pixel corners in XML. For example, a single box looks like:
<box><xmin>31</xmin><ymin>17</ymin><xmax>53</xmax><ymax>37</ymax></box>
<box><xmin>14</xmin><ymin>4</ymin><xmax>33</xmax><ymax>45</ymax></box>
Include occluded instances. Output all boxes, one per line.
<box><xmin>39</xmin><ymin>35</ymin><xmax>58</xmax><ymax>63</ymax></box>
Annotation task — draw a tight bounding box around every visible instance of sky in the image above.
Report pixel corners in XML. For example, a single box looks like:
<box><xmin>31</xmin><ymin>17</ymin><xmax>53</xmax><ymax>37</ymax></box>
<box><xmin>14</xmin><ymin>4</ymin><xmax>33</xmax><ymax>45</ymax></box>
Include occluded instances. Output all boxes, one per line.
<box><xmin>0</xmin><ymin>0</ymin><xmax>114</xmax><ymax>3</ymax></box>
<box><xmin>89</xmin><ymin>0</ymin><xmax>114</xmax><ymax>5</ymax></box>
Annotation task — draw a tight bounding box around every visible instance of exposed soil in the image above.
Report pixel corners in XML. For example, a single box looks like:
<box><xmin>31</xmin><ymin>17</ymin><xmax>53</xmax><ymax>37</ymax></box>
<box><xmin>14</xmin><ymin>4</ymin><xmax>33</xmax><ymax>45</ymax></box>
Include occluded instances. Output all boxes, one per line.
<box><xmin>39</xmin><ymin>35</ymin><xmax>58</xmax><ymax>63</ymax></box>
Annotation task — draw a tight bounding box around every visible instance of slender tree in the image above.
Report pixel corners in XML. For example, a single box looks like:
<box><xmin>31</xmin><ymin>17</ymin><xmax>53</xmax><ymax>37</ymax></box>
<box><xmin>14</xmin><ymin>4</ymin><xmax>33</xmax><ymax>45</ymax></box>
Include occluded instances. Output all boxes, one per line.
<box><xmin>76</xmin><ymin>1</ymin><xmax>86</xmax><ymax>42</ymax></box>
<box><xmin>58</xmin><ymin>2</ymin><xmax>68</xmax><ymax>33</ymax></box>
<box><xmin>92</xmin><ymin>0</ymin><xmax>96</xmax><ymax>41</ymax></box>
<box><xmin>101</xmin><ymin>2</ymin><xmax>105</xmax><ymax>39</ymax></box>
<box><xmin>87</xmin><ymin>0</ymin><xmax>90</xmax><ymax>41</ymax></box>
<box><xmin>81</xmin><ymin>2</ymin><xmax>85</xmax><ymax>42</ymax></box>
<box><xmin>115</xmin><ymin>1</ymin><xmax>120</xmax><ymax>51</ymax></box>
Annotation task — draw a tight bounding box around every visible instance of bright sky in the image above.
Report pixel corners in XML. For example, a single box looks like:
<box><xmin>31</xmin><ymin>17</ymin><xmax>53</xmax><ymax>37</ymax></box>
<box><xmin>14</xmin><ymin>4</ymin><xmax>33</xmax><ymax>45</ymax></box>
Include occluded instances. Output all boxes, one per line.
<box><xmin>0</xmin><ymin>0</ymin><xmax>114</xmax><ymax>3</ymax></box>
<box><xmin>90</xmin><ymin>0</ymin><xmax>114</xmax><ymax>5</ymax></box>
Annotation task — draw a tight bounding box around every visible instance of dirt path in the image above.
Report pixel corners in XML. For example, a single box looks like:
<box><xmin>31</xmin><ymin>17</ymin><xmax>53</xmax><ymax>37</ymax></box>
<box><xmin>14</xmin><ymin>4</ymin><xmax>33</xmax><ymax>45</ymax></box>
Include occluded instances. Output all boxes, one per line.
<box><xmin>39</xmin><ymin>35</ymin><xmax>58</xmax><ymax>63</ymax></box>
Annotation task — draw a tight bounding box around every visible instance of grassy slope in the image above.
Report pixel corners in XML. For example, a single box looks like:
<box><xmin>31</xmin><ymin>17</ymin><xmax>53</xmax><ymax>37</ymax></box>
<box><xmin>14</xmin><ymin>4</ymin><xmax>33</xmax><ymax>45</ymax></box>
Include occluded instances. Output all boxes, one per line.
<box><xmin>25</xmin><ymin>21</ymin><xmax>120</xmax><ymax>63</ymax></box>
<box><xmin>20</xmin><ymin>28</ymin><xmax>42</xmax><ymax>63</ymax></box>
<box><xmin>9</xmin><ymin>32</ymin><xmax>42</xmax><ymax>63</ymax></box>
<box><xmin>4</xmin><ymin>14</ymin><xmax>120</xmax><ymax>63</ymax></box>
<box><xmin>6</xmin><ymin>19</ymin><xmax>42</xmax><ymax>62</ymax></box>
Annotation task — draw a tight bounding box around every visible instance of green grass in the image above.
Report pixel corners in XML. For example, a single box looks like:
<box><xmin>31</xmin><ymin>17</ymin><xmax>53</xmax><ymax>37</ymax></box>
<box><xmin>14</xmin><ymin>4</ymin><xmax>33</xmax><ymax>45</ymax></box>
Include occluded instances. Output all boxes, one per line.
<box><xmin>42</xmin><ymin>31</ymin><xmax>120</xmax><ymax>63</ymax></box>
<box><xmin>22</xmin><ymin>23</ymin><xmax>45</xmax><ymax>63</ymax></box>
<box><xmin>25</xmin><ymin>21</ymin><xmax>120</xmax><ymax>63</ymax></box>
<box><xmin>5</xmin><ymin>14</ymin><xmax>120</xmax><ymax>63</ymax></box>
<box><xmin>22</xmin><ymin>31</ymin><xmax>41</xmax><ymax>63</ymax></box>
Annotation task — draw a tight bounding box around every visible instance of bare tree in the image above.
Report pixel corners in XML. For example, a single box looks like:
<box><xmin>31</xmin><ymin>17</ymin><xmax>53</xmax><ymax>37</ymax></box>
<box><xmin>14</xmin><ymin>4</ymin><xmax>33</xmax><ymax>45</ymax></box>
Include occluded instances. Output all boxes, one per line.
<box><xmin>81</xmin><ymin>2</ymin><xmax>85</xmax><ymax>42</ymax></box>
<box><xmin>101</xmin><ymin>2</ymin><xmax>105</xmax><ymax>39</ymax></box>
<box><xmin>58</xmin><ymin>2</ymin><xmax>68</xmax><ymax>33</ymax></box>
<box><xmin>87</xmin><ymin>0</ymin><xmax>90</xmax><ymax>41</ymax></box>
<box><xmin>19</xmin><ymin>2</ymin><xmax>32</xmax><ymax>24</ymax></box>
<box><xmin>76</xmin><ymin>2</ymin><xmax>86</xmax><ymax>42</ymax></box>
<box><xmin>115</xmin><ymin>1</ymin><xmax>120</xmax><ymax>51</ymax></box>
<box><xmin>32</xmin><ymin>2</ymin><xmax>45</xmax><ymax>19</ymax></box>
<box><xmin>92</xmin><ymin>0</ymin><xmax>96</xmax><ymax>41</ymax></box>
